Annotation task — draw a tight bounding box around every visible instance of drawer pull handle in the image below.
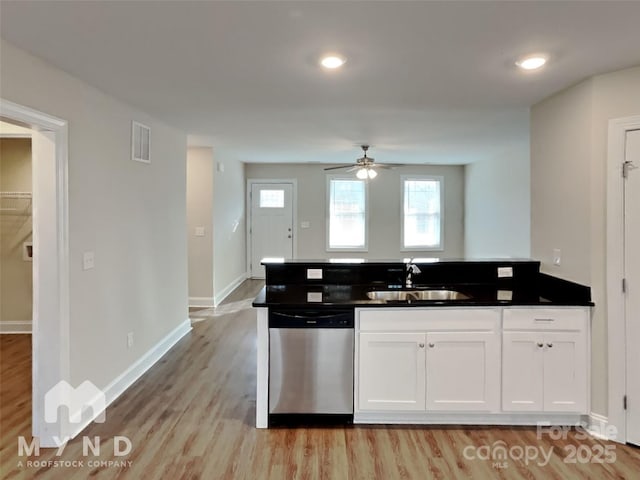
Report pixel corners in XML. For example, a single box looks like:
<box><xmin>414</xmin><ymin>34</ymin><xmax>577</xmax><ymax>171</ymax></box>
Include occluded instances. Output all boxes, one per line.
<box><xmin>418</xmin><ymin>343</ymin><xmax>425</xmax><ymax>348</ymax></box>
<box><xmin>547</xmin><ymin>343</ymin><xmax>553</xmax><ymax>348</ymax></box>
<box><xmin>537</xmin><ymin>343</ymin><xmax>544</xmax><ymax>348</ymax></box>
<box><xmin>534</xmin><ymin>318</ymin><xmax>554</xmax><ymax>322</ymax></box>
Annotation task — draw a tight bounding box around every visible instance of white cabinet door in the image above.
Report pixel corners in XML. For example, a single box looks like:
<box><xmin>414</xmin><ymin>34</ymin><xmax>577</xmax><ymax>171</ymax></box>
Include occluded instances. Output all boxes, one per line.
<box><xmin>502</xmin><ymin>332</ymin><xmax>544</xmax><ymax>411</ymax></box>
<box><xmin>358</xmin><ymin>332</ymin><xmax>426</xmax><ymax>411</ymax></box>
<box><xmin>425</xmin><ymin>332</ymin><xmax>500</xmax><ymax>412</ymax></box>
<box><xmin>543</xmin><ymin>332</ymin><xmax>587</xmax><ymax>413</ymax></box>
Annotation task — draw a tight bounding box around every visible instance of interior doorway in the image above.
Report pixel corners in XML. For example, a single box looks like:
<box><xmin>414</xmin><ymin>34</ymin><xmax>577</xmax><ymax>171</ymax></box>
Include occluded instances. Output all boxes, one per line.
<box><xmin>0</xmin><ymin>98</ymin><xmax>69</xmax><ymax>447</ymax></box>
<box><xmin>247</xmin><ymin>180</ymin><xmax>295</xmax><ymax>279</ymax></box>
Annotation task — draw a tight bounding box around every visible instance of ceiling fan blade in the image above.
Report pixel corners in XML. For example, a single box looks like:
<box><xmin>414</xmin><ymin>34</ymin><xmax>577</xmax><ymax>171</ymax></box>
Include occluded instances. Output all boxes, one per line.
<box><xmin>323</xmin><ymin>165</ymin><xmax>353</xmax><ymax>171</ymax></box>
<box><xmin>371</xmin><ymin>163</ymin><xmax>407</xmax><ymax>169</ymax></box>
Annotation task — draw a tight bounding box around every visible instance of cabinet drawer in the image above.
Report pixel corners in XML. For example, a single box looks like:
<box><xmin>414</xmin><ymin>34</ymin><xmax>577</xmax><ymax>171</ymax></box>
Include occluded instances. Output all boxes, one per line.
<box><xmin>503</xmin><ymin>308</ymin><xmax>588</xmax><ymax>331</ymax></box>
<box><xmin>358</xmin><ymin>308</ymin><xmax>500</xmax><ymax>332</ymax></box>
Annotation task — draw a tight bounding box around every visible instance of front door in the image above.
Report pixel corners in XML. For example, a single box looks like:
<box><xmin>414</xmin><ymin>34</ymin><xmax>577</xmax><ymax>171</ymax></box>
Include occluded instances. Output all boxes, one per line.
<box><xmin>625</xmin><ymin>129</ymin><xmax>640</xmax><ymax>446</ymax></box>
<box><xmin>250</xmin><ymin>183</ymin><xmax>294</xmax><ymax>278</ymax></box>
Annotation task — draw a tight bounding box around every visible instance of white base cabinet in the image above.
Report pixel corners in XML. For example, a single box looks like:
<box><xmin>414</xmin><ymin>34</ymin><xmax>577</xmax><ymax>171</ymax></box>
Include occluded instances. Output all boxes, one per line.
<box><xmin>502</xmin><ymin>308</ymin><xmax>588</xmax><ymax>414</ymax></box>
<box><xmin>355</xmin><ymin>306</ymin><xmax>590</xmax><ymax>425</ymax></box>
<box><xmin>356</xmin><ymin>308</ymin><xmax>501</xmax><ymax>416</ymax></box>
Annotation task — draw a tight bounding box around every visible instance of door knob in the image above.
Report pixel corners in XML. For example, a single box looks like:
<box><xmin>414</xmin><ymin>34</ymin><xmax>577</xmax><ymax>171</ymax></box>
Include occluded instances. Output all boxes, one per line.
<box><xmin>287</xmin><ymin>235</ymin><xmax>292</xmax><ymax>239</ymax></box>
<box><xmin>537</xmin><ymin>343</ymin><xmax>544</xmax><ymax>348</ymax></box>
<box><xmin>418</xmin><ymin>343</ymin><xmax>425</xmax><ymax>348</ymax></box>
<box><xmin>428</xmin><ymin>343</ymin><xmax>435</xmax><ymax>348</ymax></box>
<box><xmin>547</xmin><ymin>343</ymin><xmax>553</xmax><ymax>348</ymax></box>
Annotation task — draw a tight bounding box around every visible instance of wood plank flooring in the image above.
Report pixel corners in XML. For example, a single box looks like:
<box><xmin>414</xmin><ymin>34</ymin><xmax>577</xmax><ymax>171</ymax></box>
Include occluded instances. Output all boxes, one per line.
<box><xmin>1</xmin><ymin>279</ymin><xmax>639</xmax><ymax>479</ymax></box>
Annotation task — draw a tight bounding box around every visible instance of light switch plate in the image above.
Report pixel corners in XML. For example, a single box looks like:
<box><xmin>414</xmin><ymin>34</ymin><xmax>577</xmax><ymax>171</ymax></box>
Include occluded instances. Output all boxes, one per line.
<box><xmin>497</xmin><ymin>266</ymin><xmax>513</xmax><ymax>278</ymax></box>
<box><xmin>301</xmin><ymin>221</ymin><xmax>310</xmax><ymax>229</ymax></box>
<box><xmin>307</xmin><ymin>268</ymin><xmax>323</xmax><ymax>280</ymax></box>
<box><xmin>195</xmin><ymin>226</ymin><xmax>205</xmax><ymax>237</ymax></box>
<box><xmin>83</xmin><ymin>251</ymin><xmax>95</xmax><ymax>270</ymax></box>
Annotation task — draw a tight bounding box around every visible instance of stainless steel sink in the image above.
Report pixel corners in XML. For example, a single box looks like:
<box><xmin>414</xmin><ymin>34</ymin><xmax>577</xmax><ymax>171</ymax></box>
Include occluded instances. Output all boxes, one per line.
<box><xmin>366</xmin><ymin>289</ymin><xmax>470</xmax><ymax>302</ymax></box>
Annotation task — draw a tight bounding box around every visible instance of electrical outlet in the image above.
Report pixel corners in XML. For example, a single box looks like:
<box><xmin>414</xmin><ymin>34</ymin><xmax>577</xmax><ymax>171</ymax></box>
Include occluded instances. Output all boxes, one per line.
<box><xmin>127</xmin><ymin>332</ymin><xmax>134</xmax><ymax>348</ymax></box>
<box><xmin>83</xmin><ymin>251</ymin><xmax>95</xmax><ymax>270</ymax></box>
<box><xmin>553</xmin><ymin>249</ymin><xmax>561</xmax><ymax>266</ymax></box>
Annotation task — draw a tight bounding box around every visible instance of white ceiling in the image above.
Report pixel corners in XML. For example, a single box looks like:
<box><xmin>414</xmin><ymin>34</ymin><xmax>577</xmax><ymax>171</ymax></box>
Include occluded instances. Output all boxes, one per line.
<box><xmin>2</xmin><ymin>1</ymin><xmax>640</xmax><ymax>165</ymax></box>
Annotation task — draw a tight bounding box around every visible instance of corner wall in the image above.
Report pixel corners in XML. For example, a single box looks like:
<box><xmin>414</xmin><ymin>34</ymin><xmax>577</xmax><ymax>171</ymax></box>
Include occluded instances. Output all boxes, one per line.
<box><xmin>187</xmin><ymin>147</ymin><xmax>214</xmax><ymax>306</ymax></box>
<box><xmin>531</xmin><ymin>65</ymin><xmax>640</xmax><ymax>418</ymax></box>
<box><xmin>464</xmin><ymin>144</ymin><xmax>530</xmax><ymax>258</ymax></box>
<box><xmin>0</xmin><ymin>38</ymin><xmax>189</xmax><ymax>389</ymax></box>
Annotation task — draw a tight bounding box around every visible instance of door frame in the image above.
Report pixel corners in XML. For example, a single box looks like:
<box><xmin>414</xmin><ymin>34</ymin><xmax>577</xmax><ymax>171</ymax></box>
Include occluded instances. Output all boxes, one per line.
<box><xmin>1</xmin><ymin>98</ymin><xmax>70</xmax><ymax>447</ymax></box>
<box><xmin>606</xmin><ymin>114</ymin><xmax>640</xmax><ymax>444</ymax></box>
<box><xmin>246</xmin><ymin>178</ymin><xmax>297</xmax><ymax>278</ymax></box>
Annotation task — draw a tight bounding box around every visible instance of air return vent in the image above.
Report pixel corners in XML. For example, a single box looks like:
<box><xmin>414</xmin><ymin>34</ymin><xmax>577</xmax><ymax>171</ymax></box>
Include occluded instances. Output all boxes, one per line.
<box><xmin>131</xmin><ymin>121</ymin><xmax>151</xmax><ymax>164</ymax></box>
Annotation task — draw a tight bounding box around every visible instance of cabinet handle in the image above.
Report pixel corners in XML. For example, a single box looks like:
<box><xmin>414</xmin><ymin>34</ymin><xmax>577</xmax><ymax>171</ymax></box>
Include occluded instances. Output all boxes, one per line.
<box><xmin>534</xmin><ymin>318</ymin><xmax>554</xmax><ymax>322</ymax></box>
<box><xmin>547</xmin><ymin>343</ymin><xmax>553</xmax><ymax>348</ymax></box>
<box><xmin>428</xmin><ymin>343</ymin><xmax>435</xmax><ymax>348</ymax></box>
<box><xmin>537</xmin><ymin>342</ymin><xmax>544</xmax><ymax>348</ymax></box>
<box><xmin>418</xmin><ymin>343</ymin><xmax>425</xmax><ymax>348</ymax></box>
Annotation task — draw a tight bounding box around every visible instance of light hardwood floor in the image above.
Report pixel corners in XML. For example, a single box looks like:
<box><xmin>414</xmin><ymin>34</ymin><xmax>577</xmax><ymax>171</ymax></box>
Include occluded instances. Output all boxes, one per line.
<box><xmin>1</xmin><ymin>279</ymin><xmax>639</xmax><ymax>479</ymax></box>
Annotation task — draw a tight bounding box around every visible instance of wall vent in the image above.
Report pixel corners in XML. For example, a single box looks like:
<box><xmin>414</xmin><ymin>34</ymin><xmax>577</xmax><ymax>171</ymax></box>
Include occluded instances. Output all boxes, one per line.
<box><xmin>131</xmin><ymin>121</ymin><xmax>151</xmax><ymax>164</ymax></box>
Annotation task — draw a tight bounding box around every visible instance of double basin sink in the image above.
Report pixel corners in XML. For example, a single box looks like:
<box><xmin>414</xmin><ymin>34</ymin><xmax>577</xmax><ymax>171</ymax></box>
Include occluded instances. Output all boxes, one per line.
<box><xmin>366</xmin><ymin>289</ymin><xmax>470</xmax><ymax>303</ymax></box>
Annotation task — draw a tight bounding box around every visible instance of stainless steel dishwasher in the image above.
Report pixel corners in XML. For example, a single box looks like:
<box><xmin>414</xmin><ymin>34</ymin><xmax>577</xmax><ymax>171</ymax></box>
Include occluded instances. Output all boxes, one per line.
<box><xmin>268</xmin><ymin>308</ymin><xmax>354</xmax><ymax>424</ymax></box>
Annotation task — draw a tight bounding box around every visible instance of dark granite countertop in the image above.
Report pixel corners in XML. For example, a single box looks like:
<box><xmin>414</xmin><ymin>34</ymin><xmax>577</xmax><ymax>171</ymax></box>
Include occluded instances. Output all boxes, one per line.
<box><xmin>252</xmin><ymin>280</ymin><xmax>592</xmax><ymax>308</ymax></box>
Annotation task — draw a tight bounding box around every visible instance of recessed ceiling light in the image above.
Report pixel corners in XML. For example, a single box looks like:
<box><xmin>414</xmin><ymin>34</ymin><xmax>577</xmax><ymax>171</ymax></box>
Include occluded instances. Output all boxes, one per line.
<box><xmin>516</xmin><ymin>55</ymin><xmax>548</xmax><ymax>70</ymax></box>
<box><xmin>320</xmin><ymin>55</ymin><xmax>346</xmax><ymax>69</ymax></box>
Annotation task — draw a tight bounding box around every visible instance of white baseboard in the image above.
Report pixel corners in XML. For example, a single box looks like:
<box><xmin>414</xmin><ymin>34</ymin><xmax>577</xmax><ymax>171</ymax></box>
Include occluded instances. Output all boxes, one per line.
<box><xmin>0</xmin><ymin>320</ymin><xmax>32</xmax><ymax>334</ymax></box>
<box><xmin>588</xmin><ymin>412</ymin><xmax>616</xmax><ymax>441</ymax></box>
<box><xmin>67</xmin><ymin>318</ymin><xmax>192</xmax><ymax>440</ymax></box>
<box><xmin>189</xmin><ymin>296</ymin><xmax>215</xmax><ymax>308</ymax></box>
<box><xmin>214</xmin><ymin>272</ymin><xmax>248</xmax><ymax>307</ymax></box>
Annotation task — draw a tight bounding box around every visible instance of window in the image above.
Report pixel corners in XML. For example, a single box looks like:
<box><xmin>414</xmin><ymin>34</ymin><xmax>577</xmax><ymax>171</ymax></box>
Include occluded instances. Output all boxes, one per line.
<box><xmin>327</xmin><ymin>177</ymin><xmax>367</xmax><ymax>250</ymax></box>
<box><xmin>259</xmin><ymin>189</ymin><xmax>285</xmax><ymax>208</ymax></box>
<box><xmin>402</xmin><ymin>176</ymin><xmax>443</xmax><ymax>250</ymax></box>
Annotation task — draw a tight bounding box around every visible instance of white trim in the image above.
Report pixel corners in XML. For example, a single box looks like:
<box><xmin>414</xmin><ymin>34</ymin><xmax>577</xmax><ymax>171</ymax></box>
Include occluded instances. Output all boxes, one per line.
<box><xmin>213</xmin><ymin>272</ymin><xmax>248</xmax><ymax>306</ymax></box>
<box><xmin>400</xmin><ymin>175</ymin><xmax>445</xmax><ymax>252</ymax></box>
<box><xmin>0</xmin><ymin>133</ymin><xmax>32</xmax><ymax>138</ymax></box>
<box><xmin>354</xmin><ymin>412</ymin><xmax>588</xmax><ymax>426</ymax></box>
<box><xmin>325</xmin><ymin>174</ymin><xmax>369</xmax><ymax>252</ymax></box>
<box><xmin>606</xmin><ymin>114</ymin><xmax>640</xmax><ymax>444</ymax></box>
<box><xmin>0</xmin><ymin>98</ymin><xmax>70</xmax><ymax>448</ymax></box>
<box><xmin>0</xmin><ymin>320</ymin><xmax>33</xmax><ymax>334</ymax></box>
<box><xmin>587</xmin><ymin>412</ymin><xmax>615</xmax><ymax>441</ymax></box>
<box><xmin>189</xmin><ymin>297</ymin><xmax>215</xmax><ymax>308</ymax></box>
<box><xmin>246</xmin><ymin>179</ymin><xmax>298</xmax><ymax>278</ymax></box>
<box><xmin>255</xmin><ymin>308</ymin><xmax>268</xmax><ymax>428</ymax></box>
<box><xmin>67</xmin><ymin>319</ymin><xmax>192</xmax><ymax>440</ymax></box>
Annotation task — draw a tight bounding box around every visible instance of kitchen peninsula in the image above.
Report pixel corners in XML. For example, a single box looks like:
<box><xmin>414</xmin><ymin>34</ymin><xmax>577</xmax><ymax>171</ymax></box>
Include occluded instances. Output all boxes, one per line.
<box><xmin>253</xmin><ymin>259</ymin><xmax>592</xmax><ymax>429</ymax></box>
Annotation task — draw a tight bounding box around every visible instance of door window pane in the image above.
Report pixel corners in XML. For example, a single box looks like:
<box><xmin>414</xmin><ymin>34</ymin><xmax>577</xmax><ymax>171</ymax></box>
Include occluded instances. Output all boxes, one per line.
<box><xmin>260</xmin><ymin>189</ymin><xmax>285</xmax><ymax>208</ymax></box>
<box><xmin>328</xmin><ymin>179</ymin><xmax>367</xmax><ymax>249</ymax></box>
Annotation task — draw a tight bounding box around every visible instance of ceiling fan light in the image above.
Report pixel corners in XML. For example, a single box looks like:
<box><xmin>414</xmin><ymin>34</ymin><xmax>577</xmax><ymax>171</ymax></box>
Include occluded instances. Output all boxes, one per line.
<box><xmin>356</xmin><ymin>168</ymin><xmax>368</xmax><ymax>179</ymax></box>
<box><xmin>367</xmin><ymin>168</ymin><xmax>377</xmax><ymax>179</ymax></box>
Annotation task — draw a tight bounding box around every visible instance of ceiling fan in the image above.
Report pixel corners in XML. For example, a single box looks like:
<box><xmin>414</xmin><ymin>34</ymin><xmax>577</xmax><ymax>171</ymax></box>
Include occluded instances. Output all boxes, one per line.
<box><xmin>324</xmin><ymin>145</ymin><xmax>404</xmax><ymax>179</ymax></box>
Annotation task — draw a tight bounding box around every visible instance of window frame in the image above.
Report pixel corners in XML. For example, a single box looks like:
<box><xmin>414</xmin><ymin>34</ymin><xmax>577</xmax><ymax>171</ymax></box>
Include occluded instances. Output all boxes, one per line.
<box><xmin>400</xmin><ymin>175</ymin><xmax>444</xmax><ymax>252</ymax></box>
<box><xmin>326</xmin><ymin>174</ymin><xmax>369</xmax><ymax>252</ymax></box>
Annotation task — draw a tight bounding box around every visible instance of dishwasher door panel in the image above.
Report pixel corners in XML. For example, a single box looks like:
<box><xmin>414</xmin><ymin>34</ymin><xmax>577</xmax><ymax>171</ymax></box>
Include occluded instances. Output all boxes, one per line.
<box><xmin>269</xmin><ymin>328</ymin><xmax>354</xmax><ymax>414</ymax></box>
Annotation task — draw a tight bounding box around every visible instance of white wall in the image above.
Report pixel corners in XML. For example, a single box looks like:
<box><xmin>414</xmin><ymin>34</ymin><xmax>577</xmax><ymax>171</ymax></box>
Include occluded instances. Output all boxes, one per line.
<box><xmin>213</xmin><ymin>155</ymin><xmax>246</xmax><ymax>305</ymax></box>
<box><xmin>186</xmin><ymin>147</ymin><xmax>214</xmax><ymax>304</ymax></box>
<box><xmin>531</xmin><ymin>65</ymin><xmax>640</xmax><ymax>418</ymax></box>
<box><xmin>0</xmin><ymin>39</ymin><xmax>188</xmax><ymax>388</ymax></box>
<box><xmin>464</xmin><ymin>144</ymin><xmax>530</xmax><ymax>258</ymax></box>
<box><xmin>245</xmin><ymin>163</ymin><xmax>464</xmax><ymax>260</ymax></box>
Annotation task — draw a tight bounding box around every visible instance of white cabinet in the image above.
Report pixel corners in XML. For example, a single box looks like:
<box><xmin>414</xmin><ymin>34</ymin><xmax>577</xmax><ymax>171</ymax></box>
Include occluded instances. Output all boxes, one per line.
<box><xmin>425</xmin><ymin>332</ymin><xmax>500</xmax><ymax>411</ymax></box>
<box><xmin>502</xmin><ymin>308</ymin><xmax>588</xmax><ymax>414</ymax></box>
<box><xmin>358</xmin><ymin>332</ymin><xmax>425</xmax><ymax>411</ymax></box>
<box><xmin>357</xmin><ymin>308</ymin><xmax>501</xmax><ymax>414</ymax></box>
